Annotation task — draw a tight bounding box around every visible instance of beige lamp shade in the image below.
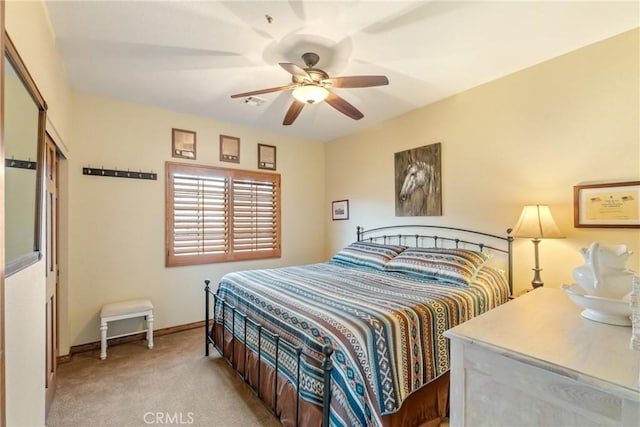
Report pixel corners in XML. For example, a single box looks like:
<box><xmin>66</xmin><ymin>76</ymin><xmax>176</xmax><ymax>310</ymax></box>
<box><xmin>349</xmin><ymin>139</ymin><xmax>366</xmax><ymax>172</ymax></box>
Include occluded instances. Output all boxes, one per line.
<box><xmin>292</xmin><ymin>85</ymin><xmax>329</xmax><ymax>104</ymax></box>
<box><xmin>510</xmin><ymin>205</ymin><xmax>564</xmax><ymax>239</ymax></box>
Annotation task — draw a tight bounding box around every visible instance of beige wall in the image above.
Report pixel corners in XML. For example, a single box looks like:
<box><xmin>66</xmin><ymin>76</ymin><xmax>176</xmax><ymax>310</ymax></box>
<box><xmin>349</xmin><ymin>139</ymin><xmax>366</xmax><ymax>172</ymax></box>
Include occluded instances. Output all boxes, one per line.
<box><xmin>4</xmin><ymin>262</ymin><xmax>45</xmax><ymax>426</ymax></box>
<box><xmin>325</xmin><ymin>29</ymin><xmax>640</xmax><ymax>294</ymax></box>
<box><xmin>67</xmin><ymin>93</ymin><xmax>326</xmax><ymax>347</ymax></box>
<box><xmin>6</xmin><ymin>0</ymin><xmax>72</xmax><ymax>152</ymax></box>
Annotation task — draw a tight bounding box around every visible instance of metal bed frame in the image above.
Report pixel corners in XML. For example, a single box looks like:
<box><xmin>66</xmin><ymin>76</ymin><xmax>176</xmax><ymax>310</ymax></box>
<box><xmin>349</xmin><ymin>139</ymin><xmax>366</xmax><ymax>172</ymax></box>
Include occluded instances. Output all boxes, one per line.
<box><xmin>205</xmin><ymin>281</ymin><xmax>334</xmax><ymax>426</ymax></box>
<box><xmin>356</xmin><ymin>225</ymin><xmax>513</xmax><ymax>293</ymax></box>
<box><xmin>205</xmin><ymin>225</ymin><xmax>513</xmax><ymax>427</ymax></box>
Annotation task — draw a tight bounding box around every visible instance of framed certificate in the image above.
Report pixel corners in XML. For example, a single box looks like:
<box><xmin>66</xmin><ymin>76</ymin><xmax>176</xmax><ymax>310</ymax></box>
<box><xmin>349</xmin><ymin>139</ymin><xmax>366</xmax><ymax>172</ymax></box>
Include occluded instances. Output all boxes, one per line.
<box><xmin>220</xmin><ymin>135</ymin><xmax>240</xmax><ymax>163</ymax></box>
<box><xmin>172</xmin><ymin>128</ymin><xmax>196</xmax><ymax>160</ymax></box>
<box><xmin>574</xmin><ymin>181</ymin><xmax>640</xmax><ymax>228</ymax></box>
<box><xmin>258</xmin><ymin>144</ymin><xmax>276</xmax><ymax>170</ymax></box>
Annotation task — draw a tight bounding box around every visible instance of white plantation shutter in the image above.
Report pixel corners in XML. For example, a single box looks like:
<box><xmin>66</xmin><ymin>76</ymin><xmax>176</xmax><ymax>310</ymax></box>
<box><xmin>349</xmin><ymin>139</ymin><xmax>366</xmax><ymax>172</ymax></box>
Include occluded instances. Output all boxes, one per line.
<box><xmin>166</xmin><ymin>162</ymin><xmax>280</xmax><ymax>266</ymax></box>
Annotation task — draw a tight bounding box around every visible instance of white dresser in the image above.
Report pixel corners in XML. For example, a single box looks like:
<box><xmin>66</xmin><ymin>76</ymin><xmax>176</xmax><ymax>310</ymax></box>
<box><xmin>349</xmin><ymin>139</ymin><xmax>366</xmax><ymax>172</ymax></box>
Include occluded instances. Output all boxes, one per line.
<box><xmin>444</xmin><ymin>288</ymin><xmax>640</xmax><ymax>427</ymax></box>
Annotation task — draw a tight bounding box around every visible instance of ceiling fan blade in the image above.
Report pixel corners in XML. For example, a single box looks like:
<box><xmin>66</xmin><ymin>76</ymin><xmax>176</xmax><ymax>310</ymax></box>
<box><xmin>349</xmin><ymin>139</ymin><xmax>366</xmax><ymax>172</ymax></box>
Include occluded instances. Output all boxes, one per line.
<box><xmin>283</xmin><ymin>100</ymin><xmax>305</xmax><ymax>125</ymax></box>
<box><xmin>230</xmin><ymin>84</ymin><xmax>296</xmax><ymax>98</ymax></box>
<box><xmin>323</xmin><ymin>75</ymin><xmax>389</xmax><ymax>88</ymax></box>
<box><xmin>279</xmin><ymin>62</ymin><xmax>311</xmax><ymax>80</ymax></box>
<box><xmin>325</xmin><ymin>92</ymin><xmax>364</xmax><ymax>120</ymax></box>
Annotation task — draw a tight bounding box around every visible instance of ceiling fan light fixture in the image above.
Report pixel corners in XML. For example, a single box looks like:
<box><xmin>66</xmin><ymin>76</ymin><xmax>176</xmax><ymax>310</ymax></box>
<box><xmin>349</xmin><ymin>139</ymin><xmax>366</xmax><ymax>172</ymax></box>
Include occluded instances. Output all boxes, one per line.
<box><xmin>292</xmin><ymin>85</ymin><xmax>329</xmax><ymax>105</ymax></box>
<box><xmin>230</xmin><ymin>52</ymin><xmax>386</xmax><ymax>125</ymax></box>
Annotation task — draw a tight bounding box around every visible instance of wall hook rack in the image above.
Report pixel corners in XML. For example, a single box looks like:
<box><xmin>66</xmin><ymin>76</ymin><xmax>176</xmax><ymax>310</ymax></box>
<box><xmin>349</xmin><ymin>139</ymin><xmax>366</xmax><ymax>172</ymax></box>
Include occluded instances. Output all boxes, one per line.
<box><xmin>5</xmin><ymin>158</ymin><xmax>37</xmax><ymax>170</ymax></box>
<box><xmin>83</xmin><ymin>167</ymin><xmax>157</xmax><ymax>180</ymax></box>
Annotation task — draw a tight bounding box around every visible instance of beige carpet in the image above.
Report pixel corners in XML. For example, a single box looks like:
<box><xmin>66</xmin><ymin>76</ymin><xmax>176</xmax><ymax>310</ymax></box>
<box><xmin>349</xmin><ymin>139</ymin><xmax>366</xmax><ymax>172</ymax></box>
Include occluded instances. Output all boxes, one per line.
<box><xmin>46</xmin><ymin>328</ymin><xmax>281</xmax><ymax>427</ymax></box>
<box><xmin>47</xmin><ymin>328</ymin><xmax>450</xmax><ymax>427</ymax></box>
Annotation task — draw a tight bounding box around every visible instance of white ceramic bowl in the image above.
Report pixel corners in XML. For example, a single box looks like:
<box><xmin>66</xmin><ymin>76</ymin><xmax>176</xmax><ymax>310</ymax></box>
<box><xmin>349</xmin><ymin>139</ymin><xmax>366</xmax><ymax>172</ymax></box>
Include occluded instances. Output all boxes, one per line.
<box><xmin>572</xmin><ymin>268</ymin><xmax>634</xmax><ymax>299</ymax></box>
<box><xmin>562</xmin><ymin>284</ymin><xmax>631</xmax><ymax>326</ymax></box>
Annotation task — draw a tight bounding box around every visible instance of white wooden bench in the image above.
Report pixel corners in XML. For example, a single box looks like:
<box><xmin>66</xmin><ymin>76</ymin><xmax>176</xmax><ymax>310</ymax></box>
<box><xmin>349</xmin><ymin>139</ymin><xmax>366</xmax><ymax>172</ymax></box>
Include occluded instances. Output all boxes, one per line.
<box><xmin>100</xmin><ymin>299</ymin><xmax>154</xmax><ymax>360</ymax></box>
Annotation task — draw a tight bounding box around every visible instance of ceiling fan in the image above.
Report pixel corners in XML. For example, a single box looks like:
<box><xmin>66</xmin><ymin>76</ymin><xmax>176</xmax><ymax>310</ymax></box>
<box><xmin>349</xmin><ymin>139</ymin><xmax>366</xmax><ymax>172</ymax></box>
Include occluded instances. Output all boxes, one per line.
<box><xmin>230</xmin><ymin>52</ymin><xmax>389</xmax><ymax>126</ymax></box>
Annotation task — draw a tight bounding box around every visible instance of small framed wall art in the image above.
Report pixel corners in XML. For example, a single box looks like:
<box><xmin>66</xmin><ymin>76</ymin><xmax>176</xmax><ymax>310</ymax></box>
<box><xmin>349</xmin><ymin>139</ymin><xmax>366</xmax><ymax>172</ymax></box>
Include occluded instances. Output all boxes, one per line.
<box><xmin>220</xmin><ymin>134</ymin><xmax>240</xmax><ymax>163</ymax></box>
<box><xmin>172</xmin><ymin>128</ymin><xmax>196</xmax><ymax>160</ymax></box>
<box><xmin>332</xmin><ymin>200</ymin><xmax>349</xmax><ymax>221</ymax></box>
<box><xmin>574</xmin><ymin>180</ymin><xmax>640</xmax><ymax>228</ymax></box>
<box><xmin>258</xmin><ymin>144</ymin><xmax>276</xmax><ymax>170</ymax></box>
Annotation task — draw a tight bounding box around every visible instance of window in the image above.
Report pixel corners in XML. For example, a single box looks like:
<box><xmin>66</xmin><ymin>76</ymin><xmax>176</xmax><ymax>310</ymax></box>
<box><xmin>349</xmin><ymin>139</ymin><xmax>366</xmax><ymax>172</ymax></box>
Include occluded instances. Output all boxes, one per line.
<box><xmin>166</xmin><ymin>162</ymin><xmax>281</xmax><ymax>266</ymax></box>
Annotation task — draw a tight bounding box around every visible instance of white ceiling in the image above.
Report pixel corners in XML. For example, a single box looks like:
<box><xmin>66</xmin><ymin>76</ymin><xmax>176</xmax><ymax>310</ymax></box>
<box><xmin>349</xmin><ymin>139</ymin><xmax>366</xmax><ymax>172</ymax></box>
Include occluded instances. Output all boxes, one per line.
<box><xmin>45</xmin><ymin>1</ymin><xmax>639</xmax><ymax>142</ymax></box>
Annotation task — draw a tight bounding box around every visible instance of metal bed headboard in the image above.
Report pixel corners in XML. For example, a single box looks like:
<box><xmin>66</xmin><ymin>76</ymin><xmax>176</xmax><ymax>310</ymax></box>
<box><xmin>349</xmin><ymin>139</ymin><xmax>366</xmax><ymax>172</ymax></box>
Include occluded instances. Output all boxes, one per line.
<box><xmin>357</xmin><ymin>224</ymin><xmax>513</xmax><ymax>293</ymax></box>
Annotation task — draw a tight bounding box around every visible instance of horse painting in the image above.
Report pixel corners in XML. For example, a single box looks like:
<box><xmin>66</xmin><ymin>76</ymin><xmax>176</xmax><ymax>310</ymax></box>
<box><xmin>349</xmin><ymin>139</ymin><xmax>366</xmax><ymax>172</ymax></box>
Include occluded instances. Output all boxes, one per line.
<box><xmin>395</xmin><ymin>143</ymin><xmax>442</xmax><ymax>216</ymax></box>
<box><xmin>399</xmin><ymin>161</ymin><xmax>434</xmax><ymax>202</ymax></box>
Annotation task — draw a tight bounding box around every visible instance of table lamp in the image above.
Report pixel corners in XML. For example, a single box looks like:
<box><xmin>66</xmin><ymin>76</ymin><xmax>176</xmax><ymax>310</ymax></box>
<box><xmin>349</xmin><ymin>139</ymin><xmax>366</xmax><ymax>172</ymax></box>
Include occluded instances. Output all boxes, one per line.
<box><xmin>510</xmin><ymin>204</ymin><xmax>564</xmax><ymax>288</ymax></box>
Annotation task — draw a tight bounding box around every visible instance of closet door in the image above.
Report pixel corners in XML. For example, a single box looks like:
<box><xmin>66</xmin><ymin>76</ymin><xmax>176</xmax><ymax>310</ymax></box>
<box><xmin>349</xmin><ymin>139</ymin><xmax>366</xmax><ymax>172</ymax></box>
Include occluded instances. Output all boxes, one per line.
<box><xmin>44</xmin><ymin>134</ymin><xmax>58</xmax><ymax>414</ymax></box>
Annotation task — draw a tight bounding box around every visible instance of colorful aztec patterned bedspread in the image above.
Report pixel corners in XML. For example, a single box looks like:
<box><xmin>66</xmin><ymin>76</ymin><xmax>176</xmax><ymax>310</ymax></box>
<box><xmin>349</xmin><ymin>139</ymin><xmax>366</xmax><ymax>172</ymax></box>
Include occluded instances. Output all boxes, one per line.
<box><xmin>214</xmin><ymin>261</ymin><xmax>509</xmax><ymax>426</ymax></box>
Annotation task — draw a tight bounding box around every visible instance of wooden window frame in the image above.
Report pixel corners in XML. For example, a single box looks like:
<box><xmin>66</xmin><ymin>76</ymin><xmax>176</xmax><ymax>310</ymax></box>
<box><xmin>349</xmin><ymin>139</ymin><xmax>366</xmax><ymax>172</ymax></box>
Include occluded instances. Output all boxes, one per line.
<box><xmin>165</xmin><ymin>161</ymin><xmax>281</xmax><ymax>266</ymax></box>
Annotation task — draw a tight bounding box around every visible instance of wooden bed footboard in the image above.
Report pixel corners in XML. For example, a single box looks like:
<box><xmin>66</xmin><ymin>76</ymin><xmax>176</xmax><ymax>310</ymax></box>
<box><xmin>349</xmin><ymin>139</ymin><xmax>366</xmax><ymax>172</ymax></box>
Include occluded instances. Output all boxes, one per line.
<box><xmin>205</xmin><ymin>280</ymin><xmax>334</xmax><ymax>427</ymax></box>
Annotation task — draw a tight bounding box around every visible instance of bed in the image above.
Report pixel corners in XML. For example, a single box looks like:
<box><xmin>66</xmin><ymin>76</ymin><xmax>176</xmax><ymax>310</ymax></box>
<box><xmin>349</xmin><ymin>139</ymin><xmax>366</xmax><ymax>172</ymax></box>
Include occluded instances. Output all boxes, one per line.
<box><xmin>205</xmin><ymin>225</ymin><xmax>512</xmax><ymax>427</ymax></box>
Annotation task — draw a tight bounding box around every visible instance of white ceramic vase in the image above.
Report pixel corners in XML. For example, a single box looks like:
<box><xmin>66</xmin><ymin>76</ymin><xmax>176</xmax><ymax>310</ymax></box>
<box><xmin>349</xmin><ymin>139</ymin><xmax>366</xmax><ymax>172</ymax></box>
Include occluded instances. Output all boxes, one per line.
<box><xmin>572</xmin><ymin>242</ymin><xmax>634</xmax><ymax>299</ymax></box>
